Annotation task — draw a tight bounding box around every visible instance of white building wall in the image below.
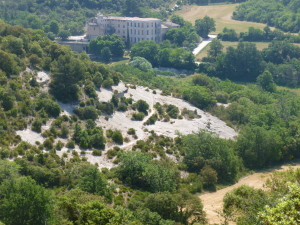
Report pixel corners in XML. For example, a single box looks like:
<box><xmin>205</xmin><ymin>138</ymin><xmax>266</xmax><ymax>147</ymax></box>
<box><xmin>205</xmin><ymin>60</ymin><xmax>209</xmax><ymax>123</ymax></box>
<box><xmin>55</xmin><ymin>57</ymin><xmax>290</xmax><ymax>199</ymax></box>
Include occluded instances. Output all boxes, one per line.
<box><xmin>86</xmin><ymin>15</ymin><xmax>164</xmax><ymax>45</ymax></box>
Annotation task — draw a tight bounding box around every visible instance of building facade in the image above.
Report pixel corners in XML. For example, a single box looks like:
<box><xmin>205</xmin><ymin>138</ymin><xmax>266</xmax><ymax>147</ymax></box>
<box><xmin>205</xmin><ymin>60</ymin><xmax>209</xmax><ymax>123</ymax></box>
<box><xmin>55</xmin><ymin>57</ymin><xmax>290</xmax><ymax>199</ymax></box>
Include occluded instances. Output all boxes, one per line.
<box><xmin>86</xmin><ymin>13</ymin><xmax>179</xmax><ymax>44</ymax></box>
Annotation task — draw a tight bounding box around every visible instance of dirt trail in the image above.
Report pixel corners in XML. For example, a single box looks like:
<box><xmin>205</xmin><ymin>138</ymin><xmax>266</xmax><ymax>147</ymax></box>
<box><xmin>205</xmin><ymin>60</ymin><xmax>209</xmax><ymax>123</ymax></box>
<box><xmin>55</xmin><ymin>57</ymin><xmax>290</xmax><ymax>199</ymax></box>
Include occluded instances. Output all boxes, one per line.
<box><xmin>200</xmin><ymin>162</ymin><xmax>300</xmax><ymax>225</ymax></box>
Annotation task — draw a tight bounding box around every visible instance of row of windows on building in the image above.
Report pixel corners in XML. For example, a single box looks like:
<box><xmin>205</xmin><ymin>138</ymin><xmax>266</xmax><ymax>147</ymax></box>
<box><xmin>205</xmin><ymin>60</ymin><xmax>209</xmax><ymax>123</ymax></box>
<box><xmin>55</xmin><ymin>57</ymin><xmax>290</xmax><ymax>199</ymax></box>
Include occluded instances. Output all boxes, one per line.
<box><xmin>115</xmin><ymin>29</ymin><xmax>159</xmax><ymax>35</ymax></box>
<box><xmin>130</xmin><ymin>36</ymin><xmax>158</xmax><ymax>43</ymax></box>
<box><xmin>128</xmin><ymin>22</ymin><xmax>158</xmax><ymax>28</ymax></box>
<box><xmin>102</xmin><ymin>20</ymin><xmax>159</xmax><ymax>29</ymax></box>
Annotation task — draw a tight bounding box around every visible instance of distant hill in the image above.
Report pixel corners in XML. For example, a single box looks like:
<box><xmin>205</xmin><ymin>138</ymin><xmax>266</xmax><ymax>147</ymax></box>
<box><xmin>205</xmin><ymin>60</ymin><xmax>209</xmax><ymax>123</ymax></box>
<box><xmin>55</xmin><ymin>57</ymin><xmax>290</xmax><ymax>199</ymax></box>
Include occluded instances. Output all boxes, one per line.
<box><xmin>0</xmin><ymin>0</ymin><xmax>175</xmax><ymax>37</ymax></box>
<box><xmin>233</xmin><ymin>0</ymin><xmax>300</xmax><ymax>33</ymax></box>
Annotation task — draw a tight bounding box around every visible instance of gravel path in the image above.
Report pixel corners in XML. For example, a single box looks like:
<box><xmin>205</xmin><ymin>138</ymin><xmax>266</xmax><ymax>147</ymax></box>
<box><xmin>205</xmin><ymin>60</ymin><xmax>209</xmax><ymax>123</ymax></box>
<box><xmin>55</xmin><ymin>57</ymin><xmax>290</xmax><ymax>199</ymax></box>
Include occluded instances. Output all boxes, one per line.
<box><xmin>200</xmin><ymin>162</ymin><xmax>300</xmax><ymax>225</ymax></box>
<box><xmin>193</xmin><ymin>35</ymin><xmax>217</xmax><ymax>56</ymax></box>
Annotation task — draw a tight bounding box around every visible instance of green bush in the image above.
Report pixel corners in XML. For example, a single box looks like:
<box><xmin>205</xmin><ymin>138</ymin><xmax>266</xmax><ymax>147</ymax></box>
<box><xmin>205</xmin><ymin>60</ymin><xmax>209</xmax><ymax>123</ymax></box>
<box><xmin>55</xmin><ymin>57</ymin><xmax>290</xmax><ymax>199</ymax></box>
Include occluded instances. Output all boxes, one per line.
<box><xmin>132</xmin><ymin>112</ymin><xmax>145</xmax><ymax>121</ymax></box>
<box><xmin>92</xmin><ymin>149</ymin><xmax>102</xmax><ymax>156</ymax></box>
<box><xmin>112</xmin><ymin>131</ymin><xmax>123</xmax><ymax>145</ymax></box>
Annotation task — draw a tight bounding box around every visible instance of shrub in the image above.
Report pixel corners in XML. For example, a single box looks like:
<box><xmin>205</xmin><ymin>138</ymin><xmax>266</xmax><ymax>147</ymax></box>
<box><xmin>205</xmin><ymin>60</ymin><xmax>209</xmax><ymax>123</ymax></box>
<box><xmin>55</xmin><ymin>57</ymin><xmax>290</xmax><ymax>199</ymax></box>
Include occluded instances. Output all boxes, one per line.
<box><xmin>215</xmin><ymin>91</ymin><xmax>229</xmax><ymax>104</ymax></box>
<box><xmin>129</xmin><ymin>57</ymin><xmax>153</xmax><ymax>72</ymax></box>
<box><xmin>107</xmin><ymin>149</ymin><xmax>117</xmax><ymax>159</ymax></box>
<box><xmin>144</xmin><ymin>114</ymin><xmax>158</xmax><ymax>125</ymax></box>
<box><xmin>43</xmin><ymin>139</ymin><xmax>53</xmax><ymax>150</ymax></box>
<box><xmin>127</xmin><ymin>128</ymin><xmax>136</xmax><ymax>135</ymax></box>
<box><xmin>92</xmin><ymin>149</ymin><xmax>102</xmax><ymax>156</ymax></box>
<box><xmin>132</xmin><ymin>112</ymin><xmax>145</xmax><ymax>121</ymax></box>
<box><xmin>32</xmin><ymin>118</ymin><xmax>42</xmax><ymax>133</ymax></box>
<box><xmin>112</xmin><ymin>131</ymin><xmax>123</xmax><ymax>145</ymax></box>
<box><xmin>55</xmin><ymin>141</ymin><xmax>64</xmax><ymax>150</ymax></box>
<box><xmin>74</xmin><ymin>106</ymin><xmax>99</xmax><ymax>120</ymax></box>
<box><xmin>135</xmin><ymin>100</ymin><xmax>149</xmax><ymax>114</ymax></box>
<box><xmin>166</xmin><ymin>104</ymin><xmax>179</xmax><ymax>119</ymax></box>
<box><xmin>102</xmin><ymin>78</ymin><xmax>114</xmax><ymax>89</ymax></box>
<box><xmin>66</xmin><ymin>140</ymin><xmax>75</xmax><ymax>149</ymax></box>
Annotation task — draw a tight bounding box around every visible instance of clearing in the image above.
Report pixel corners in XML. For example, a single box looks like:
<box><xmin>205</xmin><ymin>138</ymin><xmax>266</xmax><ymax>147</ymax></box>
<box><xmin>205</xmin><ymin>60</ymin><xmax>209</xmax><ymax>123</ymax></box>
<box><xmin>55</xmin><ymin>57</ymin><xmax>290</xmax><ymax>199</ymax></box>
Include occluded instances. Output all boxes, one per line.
<box><xmin>16</xmin><ymin>80</ymin><xmax>237</xmax><ymax>169</ymax></box>
<box><xmin>176</xmin><ymin>4</ymin><xmax>267</xmax><ymax>34</ymax></box>
<box><xmin>200</xmin><ymin>161</ymin><xmax>300</xmax><ymax>225</ymax></box>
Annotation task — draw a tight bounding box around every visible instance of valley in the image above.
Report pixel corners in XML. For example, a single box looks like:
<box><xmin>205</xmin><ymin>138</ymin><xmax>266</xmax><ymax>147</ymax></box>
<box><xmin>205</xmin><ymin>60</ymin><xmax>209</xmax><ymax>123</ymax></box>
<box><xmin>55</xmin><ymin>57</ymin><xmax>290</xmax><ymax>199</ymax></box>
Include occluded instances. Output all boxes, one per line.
<box><xmin>1</xmin><ymin>0</ymin><xmax>300</xmax><ymax>225</ymax></box>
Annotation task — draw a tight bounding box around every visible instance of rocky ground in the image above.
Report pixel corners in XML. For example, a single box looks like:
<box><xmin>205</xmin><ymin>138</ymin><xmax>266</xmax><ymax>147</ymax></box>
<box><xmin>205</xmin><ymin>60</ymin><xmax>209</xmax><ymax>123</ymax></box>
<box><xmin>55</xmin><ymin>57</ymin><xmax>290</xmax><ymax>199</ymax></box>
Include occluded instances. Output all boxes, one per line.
<box><xmin>16</xmin><ymin>72</ymin><xmax>237</xmax><ymax>169</ymax></box>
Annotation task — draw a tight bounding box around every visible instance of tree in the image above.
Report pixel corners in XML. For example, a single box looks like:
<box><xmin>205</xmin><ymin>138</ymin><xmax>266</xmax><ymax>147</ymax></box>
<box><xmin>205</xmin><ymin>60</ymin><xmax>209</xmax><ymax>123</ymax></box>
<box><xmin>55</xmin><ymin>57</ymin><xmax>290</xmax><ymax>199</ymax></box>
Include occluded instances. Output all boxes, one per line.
<box><xmin>130</xmin><ymin>41</ymin><xmax>160</xmax><ymax>66</ymax></box>
<box><xmin>58</xmin><ymin>30</ymin><xmax>70</xmax><ymax>41</ymax></box>
<box><xmin>237</xmin><ymin>126</ymin><xmax>282</xmax><ymax>169</ymax></box>
<box><xmin>0</xmin><ymin>160</ymin><xmax>19</xmax><ymax>183</ymax></box>
<box><xmin>123</xmin><ymin>0</ymin><xmax>143</xmax><ymax>16</ymax></box>
<box><xmin>143</xmin><ymin>163</ymin><xmax>177</xmax><ymax>192</ymax></box>
<box><xmin>208</xmin><ymin>39</ymin><xmax>223</xmax><ymax>58</ymax></box>
<box><xmin>0</xmin><ymin>50</ymin><xmax>19</xmax><ymax>76</ymax></box>
<box><xmin>168</xmin><ymin>48</ymin><xmax>196</xmax><ymax>70</ymax></box>
<box><xmin>2</xmin><ymin>36</ymin><xmax>24</xmax><ymax>56</ymax></box>
<box><xmin>259</xmin><ymin>183</ymin><xmax>300</xmax><ymax>225</ymax></box>
<box><xmin>78</xmin><ymin>165</ymin><xmax>112</xmax><ymax>199</ymax></box>
<box><xmin>100</xmin><ymin>47</ymin><xmax>112</xmax><ymax>63</ymax></box>
<box><xmin>49</xmin><ymin>20</ymin><xmax>60</xmax><ymax>34</ymax></box>
<box><xmin>135</xmin><ymin>99</ymin><xmax>149</xmax><ymax>114</ymax></box>
<box><xmin>0</xmin><ymin>177</ymin><xmax>52</xmax><ymax>225</ymax></box>
<box><xmin>144</xmin><ymin>190</ymin><xmax>206</xmax><ymax>224</ymax></box>
<box><xmin>118</xmin><ymin>152</ymin><xmax>177</xmax><ymax>192</ymax></box>
<box><xmin>183</xmin><ymin>86</ymin><xmax>215</xmax><ymax>109</ymax></box>
<box><xmin>224</xmin><ymin>185</ymin><xmax>268</xmax><ymax>224</ymax></box>
<box><xmin>112</xmin><ymin>130</ymin><xmax>124</xmax><ymax>145</ymax></box>
<box><xmin>0</xmin><ymin>90</ymin><xmax>14</xmax><ymax>111</ymax></box>
<box><xmin>89</xmin><ymin>34</ymin><xmax>125</xmax><ymax>58</ymax></box>
<box><xmin>35</xmin><ymin>98</ymin><xmax>61</xmax><ymax>117</ymax></box>
<box><xmin>257</xmin><ymin>70</ymin><xmax>276</xmax><ymax>92</ymax></box>
<box><xmin>32</xmin><ymin>118</ymin><xmax>43</xmax><ymax>133</ymax></box>
<box><xmin>129</xmin><ymin>57</ymin><xmax>153</xmax><ymax>72</ymax></box>
<box><xmin>50</xmin><ymin>54</ymin><xmax>86</xmax><ymax>102</ymax></box>
<box><xmin>26</xmin><ymin>14</ymin><xmax>43</xmax><ymax>29</ymax></box>
<box><xmin>200</xmin><ymin>165</ymin><xmax>218</xmax><ymax>189</ymax></box>
<box><xmin>135</xmin><ymin>208</ymin><xmax>174</xmax><ymax>225</ymax></box>
<box><xmin>183</xmin><ymin>130</ymin><xmax>240</xmax><ymax>183</ymax></box>
<box><xmin>118</xmin><ymin>151</ymin><xmax>152</xmax><ymax>187</ymax></box>
<box><xmin>195</xmin><ymin>16</ymin><xmax>216</xmax><ymax>38</ymax></box>
<box><xmin>170</xmin><ymin>15</ymin><xmax>186</xmax><ymax>27</ymax></box>
<box><xmin>216</xmin><ymin>42</ymin><xmax>264</xmax><ymax>82</ymax></box>
<box><xmin>90</xmin><ymin>128</ymin><xmax>106</xmax><ymax>150</ymax></box>
<box><xmin>56</xmin><ymin>189</ymin><xmax>137</xmax><ymax>224</ymax></box>
<box><xmin>144</xmin><ymin>192</ymin><xmax>178</xmax><ymax>221</ymax></box>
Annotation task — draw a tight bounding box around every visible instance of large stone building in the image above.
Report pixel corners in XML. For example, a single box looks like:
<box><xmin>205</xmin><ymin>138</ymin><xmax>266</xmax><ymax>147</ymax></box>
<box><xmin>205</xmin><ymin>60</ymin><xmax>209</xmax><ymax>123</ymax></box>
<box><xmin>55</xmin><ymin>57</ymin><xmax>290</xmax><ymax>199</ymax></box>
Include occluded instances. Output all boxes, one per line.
<box><xmin>86</xmin><ymin>13</ymin><xmax>179</xmax><ymax>44</ymax></box>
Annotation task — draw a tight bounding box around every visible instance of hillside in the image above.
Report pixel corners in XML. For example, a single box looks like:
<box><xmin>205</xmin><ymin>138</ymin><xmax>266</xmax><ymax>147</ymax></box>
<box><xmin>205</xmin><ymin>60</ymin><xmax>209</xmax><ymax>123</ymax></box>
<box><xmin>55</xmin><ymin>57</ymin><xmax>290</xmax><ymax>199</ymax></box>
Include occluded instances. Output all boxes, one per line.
<box><xmin>176</xmin><ymin>4</ymin><xmax>267</xmax><ymax>33</ymax></box>
<box><xmin>0</xmin><ymin>0</ymin><xmax>176</xmax><ymax>38</ymax></box>
<box><xmin>2</xmin><ymin>8</ymin><xmax>300</xmax><ymax>223</ymax></box>
<box><xmin>233</xmin><ymin>0</ymin><xmax>300</xmax><ymax>33</ymax></box>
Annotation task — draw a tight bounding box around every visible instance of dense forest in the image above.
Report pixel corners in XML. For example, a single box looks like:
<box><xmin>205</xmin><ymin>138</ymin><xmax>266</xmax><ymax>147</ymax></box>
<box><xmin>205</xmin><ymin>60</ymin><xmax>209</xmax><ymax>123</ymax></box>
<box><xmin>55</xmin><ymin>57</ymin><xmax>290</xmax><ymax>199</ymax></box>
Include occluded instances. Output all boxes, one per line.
<box><xmin>218</xmin><ymin>26</ymin><xmax>300</xmax><ymax>43</ymax></box>
<box><xmin>0</xmin><ymin>0</ymin><xmax>176</xmax><ymax>38</ymax></box>
<box><xmin>200</xmin><ymin>39</ymin><xmax>300</xmax><ymax>87</ymax></box>
<box><xmin>233</xmin><ymin>0</ymin><xmax>300</xmax><ymax>33</ymax></box>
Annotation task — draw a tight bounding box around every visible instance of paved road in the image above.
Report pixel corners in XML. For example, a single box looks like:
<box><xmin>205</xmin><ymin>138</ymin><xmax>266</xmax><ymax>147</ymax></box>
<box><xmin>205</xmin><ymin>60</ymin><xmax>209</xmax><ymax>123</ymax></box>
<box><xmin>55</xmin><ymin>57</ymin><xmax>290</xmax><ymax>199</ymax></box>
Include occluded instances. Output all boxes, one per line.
<box><xmin>193</xmin><ymin>34</ymin><xmax>217</xmax><ymax>56</ymax></box>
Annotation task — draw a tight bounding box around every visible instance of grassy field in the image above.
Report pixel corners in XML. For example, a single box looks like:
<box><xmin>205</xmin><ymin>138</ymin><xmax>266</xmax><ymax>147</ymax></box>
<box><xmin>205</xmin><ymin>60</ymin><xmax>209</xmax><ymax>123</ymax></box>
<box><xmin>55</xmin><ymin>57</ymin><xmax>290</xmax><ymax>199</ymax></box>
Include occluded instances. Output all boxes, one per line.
<box><xmin>176</xmin><ymin>4</ymin><xmax>267</xmax><ymax>34</ymax></box>
<box><xmin>196</xmin><ymin>41</ymin><xmax>270</xmax><ymax>61</ymax></box>
<box><xmin>278</xmin><ymin>86</ymin><xmax>300</xmax><ymax>96</ymax></box>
